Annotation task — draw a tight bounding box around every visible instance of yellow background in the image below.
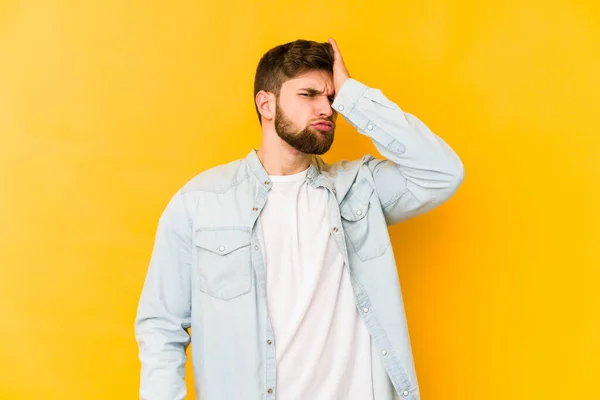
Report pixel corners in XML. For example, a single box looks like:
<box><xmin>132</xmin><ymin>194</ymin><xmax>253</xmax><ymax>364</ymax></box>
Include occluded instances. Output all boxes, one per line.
<box><xmin>1</xmin><ymin>0</ymin><xmax>599</xmax><ymax>399</ymax></box>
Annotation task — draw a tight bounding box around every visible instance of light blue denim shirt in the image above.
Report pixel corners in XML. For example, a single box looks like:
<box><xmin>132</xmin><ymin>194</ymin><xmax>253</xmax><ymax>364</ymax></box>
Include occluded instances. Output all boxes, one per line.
<box><xmin>135</xmin><ymin>78</ymin><xmax>464</xmax><ymax>400</ymax></box>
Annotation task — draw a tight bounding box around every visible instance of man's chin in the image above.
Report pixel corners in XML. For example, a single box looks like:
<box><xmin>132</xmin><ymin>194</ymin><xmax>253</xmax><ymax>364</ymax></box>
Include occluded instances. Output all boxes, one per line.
<box><xmin>309</xmin><ymin>140</ymin><xmax>334</xmax><ymax>155</ymax></box>
<box><xmin>276</xmin><ymin>128</ymin><xmax>334</xmax><ymax>155</ymax></box>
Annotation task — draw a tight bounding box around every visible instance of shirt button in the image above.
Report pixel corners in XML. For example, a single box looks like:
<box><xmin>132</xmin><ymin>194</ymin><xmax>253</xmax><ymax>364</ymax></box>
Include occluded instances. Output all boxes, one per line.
<box><xmin>267</xmin><ymin>388</ymin><xmax>273</xmax><ymax>394</ymax></box>
<box><xmin>332</xmin><ymin>227</ymin><xmax>338</xmax><ymax>232</ymax></box>
<box><xmin>218</xmin><ymin>246</ymin><xmax>225</xmax><ymax>252</ymax></box>
<box><xmin>254</xmin><ymin>245</ymin><xmax>259</xmax><ymax>251</ymax></box>
<box><xmin>267</xmin><ymin>339</ymin><xmax>272</xmax><ymax>345</ymax></box>
<box><xmin>363</xmin><ymin>307</ymin><xmax>369</xmax><ymax>313</ymax></box>
<box><xmin>252</xmin><ymin>207</ymin><xmax>258</xmax><ymax>211</ymax></box>
<box><xmin>402</xmin><ymin>390</ymin><xmax>410</xmax><ymax>396</ymax></box>
<box><xmin>367</xmin><ymin>124</ymin><xmax>374</xmax><ymax>130</ymax></box>
<box><xmin>307</xmin><ymin>174</ymin><xmax>312</xmax><ymax>179</ymax></box>
<box><xmin>382</xmin><ymin>349</ymin><xmax>387</xmax><ymax>355</ymax></box>
<box><xmin>356</xmin><ymin>209</ymin><xmax>363</xmax><ymax>216</ymax></box>
<box><xmin>338</xmin><ymin>105</ymin><xmax>344</xmax><ymax>111</ymax></box>
<box><xmin>264</xmin><ymin>181</ymin><xmax>270</xmax><ymax>185</ymax></box>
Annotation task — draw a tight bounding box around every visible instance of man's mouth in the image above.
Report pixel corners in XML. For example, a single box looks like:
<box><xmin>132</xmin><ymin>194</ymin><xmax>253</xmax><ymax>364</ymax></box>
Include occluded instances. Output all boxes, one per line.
<box><xmin>311</xmin><ymin>121</ymin><xmax>334</xmax><ymax>131</ymax></box>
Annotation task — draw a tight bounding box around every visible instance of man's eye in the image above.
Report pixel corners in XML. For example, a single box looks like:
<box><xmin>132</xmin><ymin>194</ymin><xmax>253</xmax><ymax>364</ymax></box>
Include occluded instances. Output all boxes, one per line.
<box><xmin>300</xmin><ymin>93</ymin><xmax>311</xmax><ymax>97</ymax></box>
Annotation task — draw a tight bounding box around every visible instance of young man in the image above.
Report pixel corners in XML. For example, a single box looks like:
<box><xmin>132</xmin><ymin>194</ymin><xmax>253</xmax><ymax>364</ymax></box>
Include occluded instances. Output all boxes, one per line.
<box><xmin>135</xmin><ymin>38</ymin><xmax>464</xmax><ymax>400</ymax></box>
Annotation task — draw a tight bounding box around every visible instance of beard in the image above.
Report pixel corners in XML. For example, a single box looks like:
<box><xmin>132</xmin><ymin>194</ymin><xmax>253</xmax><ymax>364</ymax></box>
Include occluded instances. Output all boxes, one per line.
<box><xmin>274</xmin><ymin>102</ymin><xmax>335</xmax><ymax>155</ymax></box>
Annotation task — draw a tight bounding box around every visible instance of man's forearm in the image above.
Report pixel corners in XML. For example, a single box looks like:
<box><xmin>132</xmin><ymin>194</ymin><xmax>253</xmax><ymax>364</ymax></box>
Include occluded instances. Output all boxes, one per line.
<box><xmin>135</xmin><ymin>190</ymin><xmax>193</xmax><ymax>399</ymax></box>
<box><xmin>332</xmin><ymin>78</ymin><xmax>464</xmax><ymax>223</ymax></box>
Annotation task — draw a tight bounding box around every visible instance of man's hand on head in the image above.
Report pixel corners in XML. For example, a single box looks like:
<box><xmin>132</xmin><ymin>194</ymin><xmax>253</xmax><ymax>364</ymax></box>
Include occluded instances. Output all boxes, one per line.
<box><xmin>328</xmin><ymin>37</ymin><xmax>351</xmax><ymax>97</ymax></box>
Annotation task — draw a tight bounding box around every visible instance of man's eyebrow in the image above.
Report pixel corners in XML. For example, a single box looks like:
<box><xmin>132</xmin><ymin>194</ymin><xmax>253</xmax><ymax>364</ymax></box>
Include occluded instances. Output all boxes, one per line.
<box><xmin>299</xmin><ymin>88</ymin><xmax>334</xmax><ymax>96</ymax></box>
<box><xmin>299</xmin><ymin>88</ymin><xmax>323</xmax><ymax>94</ymax></box>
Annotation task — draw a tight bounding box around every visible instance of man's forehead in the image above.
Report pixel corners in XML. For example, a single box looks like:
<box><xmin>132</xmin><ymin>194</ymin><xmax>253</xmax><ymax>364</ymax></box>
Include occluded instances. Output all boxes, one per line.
<box><xmin>285</xmin><ymin>72</ymin><xmax>334</xmax><ymax>92</ymax></box>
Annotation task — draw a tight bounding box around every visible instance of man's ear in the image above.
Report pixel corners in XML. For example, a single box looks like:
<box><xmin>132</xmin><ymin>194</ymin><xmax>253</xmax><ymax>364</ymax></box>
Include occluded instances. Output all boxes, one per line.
<box><xmin>255</xmin><ymin>90</ymin><xmax>276</xmax><ymax>122</ymax></box>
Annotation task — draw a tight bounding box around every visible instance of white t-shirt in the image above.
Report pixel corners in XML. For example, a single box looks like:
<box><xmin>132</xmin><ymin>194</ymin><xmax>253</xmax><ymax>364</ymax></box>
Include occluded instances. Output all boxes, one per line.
<box><xmin>259</xmin><ymin>167</ymin><xmax>373</xmax><ymax>399</ymax></box>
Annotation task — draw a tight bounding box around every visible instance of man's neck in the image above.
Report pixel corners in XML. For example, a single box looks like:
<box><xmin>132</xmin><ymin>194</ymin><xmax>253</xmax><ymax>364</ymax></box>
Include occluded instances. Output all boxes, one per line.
<box><xmin>256</xmin><ymin>135</ymin><xmax>312</xmax><ymax>176</ymax></box>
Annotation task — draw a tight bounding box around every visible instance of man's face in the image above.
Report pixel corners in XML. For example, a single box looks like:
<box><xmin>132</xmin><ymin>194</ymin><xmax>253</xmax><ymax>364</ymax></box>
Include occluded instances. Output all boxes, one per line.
<box><xmin>274</xmin><ymin>70</ymin><xmax>337</xmax><ymax>155</ymax></box>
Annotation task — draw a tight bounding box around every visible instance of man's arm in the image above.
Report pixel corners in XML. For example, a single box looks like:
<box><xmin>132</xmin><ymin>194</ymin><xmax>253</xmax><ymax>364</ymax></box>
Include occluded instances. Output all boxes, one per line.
<box><xmin>328</xmin><ymin>38</ymin><xmax>464</xmax><ymax>225</ymax></box>
<box><xmin>135</xmin><ymin>190</ymin><xmax>192</xmax><ymax>400</ymax></box>
<box><xmin>332</xmin><ymin>78</ymin><xmax>464</xmax><ymax>225</ymax></box>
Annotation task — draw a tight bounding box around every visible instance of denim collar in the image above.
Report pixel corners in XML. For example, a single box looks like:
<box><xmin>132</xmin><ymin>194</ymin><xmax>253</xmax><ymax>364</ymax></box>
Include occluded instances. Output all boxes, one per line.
<box><xmin>245</xmin><ymin>149</ymin><xmax>322</xmax><ymax>191</ymax></box>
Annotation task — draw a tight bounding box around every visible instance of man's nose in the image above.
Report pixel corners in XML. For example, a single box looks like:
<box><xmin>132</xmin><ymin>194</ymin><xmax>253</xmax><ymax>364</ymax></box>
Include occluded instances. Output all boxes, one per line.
<box><xmin>317</xmin><ymin>96</ymin><xmax>333</xmax><ymax>118</ymax></box>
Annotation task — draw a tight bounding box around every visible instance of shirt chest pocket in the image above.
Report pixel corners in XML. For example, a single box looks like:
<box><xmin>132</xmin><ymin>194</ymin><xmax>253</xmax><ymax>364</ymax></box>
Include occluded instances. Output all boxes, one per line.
<box><xmin>340</xmin><ymin>179</ymin><xmax>390</xmax><ymax>261</ymax></box>
<box><xmin>193</xmin><ymin>228</ymin><xmax>252</xmax><ymax>300</ymax></box>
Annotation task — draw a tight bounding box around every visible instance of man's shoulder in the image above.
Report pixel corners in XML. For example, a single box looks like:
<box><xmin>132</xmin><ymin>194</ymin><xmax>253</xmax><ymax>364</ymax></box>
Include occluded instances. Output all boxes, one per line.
<box><xmin>317</xmin><ymin>154</ymin><xmax>379</xmax><ymax>200</ymax></box>
<box><xmin>181</xmin><ymin>156</ymin><xmax>249</xmax><ymax>195</ymax></box>
<box><xmin>318</xmin><ymin>154</ymin><xmax>376</xmax><ymax>176</ymax></box>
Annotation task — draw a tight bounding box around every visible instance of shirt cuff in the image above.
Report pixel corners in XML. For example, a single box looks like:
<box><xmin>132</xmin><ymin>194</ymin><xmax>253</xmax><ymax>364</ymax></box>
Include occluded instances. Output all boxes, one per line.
<box><xmin>331</xmin><ymin>78</ymin><xmax>369</xmax><ymax>116</ymax></box>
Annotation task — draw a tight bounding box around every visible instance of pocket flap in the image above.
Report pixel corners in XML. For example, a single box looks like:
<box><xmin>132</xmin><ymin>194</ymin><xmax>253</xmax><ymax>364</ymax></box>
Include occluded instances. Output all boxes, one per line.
<box><xmin>194</xmin><ymin>229</ymin><xmax>251</xmax><ymax>255</ymax></box>
<box><xmin>340</xmin><ymin>179</ymin><xmax>374</xmax><ymax>222</ymax></box>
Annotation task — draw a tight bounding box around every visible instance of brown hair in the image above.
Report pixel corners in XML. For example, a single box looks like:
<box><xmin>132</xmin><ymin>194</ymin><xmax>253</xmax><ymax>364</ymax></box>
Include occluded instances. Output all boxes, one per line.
<box><xmin>253</xmin><ymin>39</ymin><xmax>334</xmax><ymax>124</ymax></box>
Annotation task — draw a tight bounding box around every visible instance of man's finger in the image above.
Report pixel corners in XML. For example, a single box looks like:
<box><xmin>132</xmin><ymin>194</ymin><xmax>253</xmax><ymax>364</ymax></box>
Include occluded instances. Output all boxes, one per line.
<box><xmin>328</xmin><ymin>37</ymin><xmax>341</xmax><ymax>59</ymax></box>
